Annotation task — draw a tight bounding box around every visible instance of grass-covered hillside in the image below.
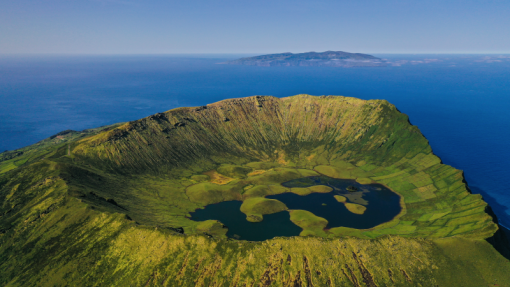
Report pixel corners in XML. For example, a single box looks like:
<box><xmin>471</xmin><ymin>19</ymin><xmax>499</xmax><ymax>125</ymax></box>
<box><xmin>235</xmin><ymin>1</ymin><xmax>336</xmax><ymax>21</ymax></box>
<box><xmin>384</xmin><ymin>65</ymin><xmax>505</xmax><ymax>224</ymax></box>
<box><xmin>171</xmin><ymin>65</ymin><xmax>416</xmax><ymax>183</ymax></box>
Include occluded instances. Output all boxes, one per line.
<box><xmin>1</xmin><ymin>95</ymin><xmax>509</xmax><ymax>286</ymax></box>
<box><xmin>0</xmin><ymin>124</ymin><xmax>122</xmax><ymax>174</ymax></box>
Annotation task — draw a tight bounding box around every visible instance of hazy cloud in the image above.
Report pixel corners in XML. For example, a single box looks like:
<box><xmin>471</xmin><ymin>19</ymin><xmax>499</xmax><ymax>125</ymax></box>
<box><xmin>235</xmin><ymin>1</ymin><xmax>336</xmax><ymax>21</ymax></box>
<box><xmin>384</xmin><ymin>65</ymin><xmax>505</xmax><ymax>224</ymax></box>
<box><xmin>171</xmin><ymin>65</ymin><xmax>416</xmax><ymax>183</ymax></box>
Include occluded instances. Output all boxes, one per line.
<box><xmin>386</xmin><ymin>58</ymin><xmax>442</xmax><ymax>66</ymax></box>
<box><xmin>474</xmin><ymin>56</ymin><xmax>510</xmax><ymax>63</ymax></box>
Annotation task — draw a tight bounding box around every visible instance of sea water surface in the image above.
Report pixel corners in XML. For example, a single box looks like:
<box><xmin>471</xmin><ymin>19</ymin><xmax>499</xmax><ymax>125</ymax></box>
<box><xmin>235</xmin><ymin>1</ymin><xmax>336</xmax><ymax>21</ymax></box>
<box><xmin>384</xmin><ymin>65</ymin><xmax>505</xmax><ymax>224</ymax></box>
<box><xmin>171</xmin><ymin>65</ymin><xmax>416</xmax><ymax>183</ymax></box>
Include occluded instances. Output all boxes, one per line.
<box><xmin>1</xmin><ymin>54</ymin><xmax>510</xmax><ymax>229</ymax></box>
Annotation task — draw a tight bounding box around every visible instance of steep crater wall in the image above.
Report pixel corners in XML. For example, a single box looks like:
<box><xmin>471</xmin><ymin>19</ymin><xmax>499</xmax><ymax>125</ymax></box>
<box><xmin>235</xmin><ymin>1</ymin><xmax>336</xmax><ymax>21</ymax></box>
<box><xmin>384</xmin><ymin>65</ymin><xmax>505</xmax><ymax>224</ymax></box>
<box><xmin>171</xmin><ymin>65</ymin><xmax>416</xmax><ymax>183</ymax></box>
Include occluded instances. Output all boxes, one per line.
<box><xmin>66</xmin><ymin>95</ymin><xmax>496</xmax><ymax>240</ymax></box>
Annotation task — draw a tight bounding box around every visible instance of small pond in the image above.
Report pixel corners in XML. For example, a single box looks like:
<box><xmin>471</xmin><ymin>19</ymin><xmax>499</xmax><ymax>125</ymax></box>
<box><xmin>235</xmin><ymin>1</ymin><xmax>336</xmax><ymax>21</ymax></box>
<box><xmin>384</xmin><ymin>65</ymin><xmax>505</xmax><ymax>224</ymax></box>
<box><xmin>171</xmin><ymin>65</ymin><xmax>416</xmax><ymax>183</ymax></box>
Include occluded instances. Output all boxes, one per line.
<box><xmin>189</xmin><ymin>201</ymin><xmax>302</xmax><ymax>241</ymax></box>
<box><xmin>189</xmin><ymin>176</ymin><xmax>401</xmax><ymax>241</ymax></box>
<box><xmin>272</xmin><ymin>176</ymin><xmax>402</xmax><ymax>229</ymax></box>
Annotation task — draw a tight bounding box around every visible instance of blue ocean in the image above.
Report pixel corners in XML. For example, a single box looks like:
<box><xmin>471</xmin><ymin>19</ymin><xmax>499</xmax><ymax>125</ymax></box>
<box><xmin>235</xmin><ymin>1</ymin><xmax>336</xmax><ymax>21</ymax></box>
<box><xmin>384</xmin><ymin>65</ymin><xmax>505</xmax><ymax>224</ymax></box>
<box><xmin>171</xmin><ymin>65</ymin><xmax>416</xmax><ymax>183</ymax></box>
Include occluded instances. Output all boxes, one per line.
<box><xmin>1</xmin><ymin>54</ymin><xmax>509</xmax><ymax>228</ymax></box>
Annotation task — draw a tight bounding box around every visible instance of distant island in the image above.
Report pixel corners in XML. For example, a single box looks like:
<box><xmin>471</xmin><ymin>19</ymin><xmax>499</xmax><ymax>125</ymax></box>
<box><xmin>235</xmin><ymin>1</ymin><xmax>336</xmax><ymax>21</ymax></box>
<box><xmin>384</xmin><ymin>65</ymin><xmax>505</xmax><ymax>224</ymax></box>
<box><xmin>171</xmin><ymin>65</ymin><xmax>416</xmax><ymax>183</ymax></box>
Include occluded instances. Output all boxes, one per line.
<box><xmin>220</xmin><ymin>51</ymin><xmax>388</xmax><ymax>67</ymax></box>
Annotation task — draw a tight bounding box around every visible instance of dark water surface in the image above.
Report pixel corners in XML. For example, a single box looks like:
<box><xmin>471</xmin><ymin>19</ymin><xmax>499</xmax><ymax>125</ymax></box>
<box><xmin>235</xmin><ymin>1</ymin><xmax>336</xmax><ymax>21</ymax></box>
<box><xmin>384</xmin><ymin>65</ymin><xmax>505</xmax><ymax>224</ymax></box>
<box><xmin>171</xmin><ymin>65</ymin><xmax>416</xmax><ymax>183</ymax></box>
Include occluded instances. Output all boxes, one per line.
<box><xmin>272</xmin><ymin>176</ymin><xmax>401</xmax><ymax>229</ymax></box>
<box><xmin>189</xmin><ymin>176</ymin><xmax>401</xmax><ymax>241</ymax></box>
<box><xmin>189</xmin><ymin>201</ymin><xmax>302</xmax><ymax>241</ymax></box>
<box><xmin>1</xmin><ymin>54</ymin><xmax>510</xmax><ymax>229</ymax></box>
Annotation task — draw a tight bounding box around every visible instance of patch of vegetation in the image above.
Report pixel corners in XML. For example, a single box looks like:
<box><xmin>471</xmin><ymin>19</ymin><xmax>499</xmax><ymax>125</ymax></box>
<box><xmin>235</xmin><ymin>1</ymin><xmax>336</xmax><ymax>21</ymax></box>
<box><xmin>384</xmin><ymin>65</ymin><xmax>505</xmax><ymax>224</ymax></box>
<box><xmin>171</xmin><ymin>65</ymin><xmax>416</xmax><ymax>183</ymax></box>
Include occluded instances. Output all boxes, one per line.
<box><xmin>289</xmin><ymin>185</ymin><xmax>332</xmax><ymax>196</ymax></box>
<box><xmin>290</xmin><ymin>187</ymin><xmax>312</xmax><ymax>196</ymax></box>
<box><xmin>314</xmin><ymin>164</ymin><xmax>370</xmax><ymax>180</ymax></box>
<box><xmin>345</xmin><ymin>202</ymin><xmax>367</xmax><ymax>214</ymax></box>
<box><xmin>344</xmin><ymin>191</ymin><xmax>369</xmax><ymax>205</ymax></box>
<box><xmin>190</xmin><ymin>174</ymin><xmax>209</xmax><ymax>182</ymax></box>
<box><xmin>356</xmin><ymin>177</ymin><xmax>373</xmax><ymax>184</ymax></box>
<box><xmin>289</xmin><ymin>210</ymin><xmax>328</xmax><ymax>237</ymax></box>
<box><xmin>240</xmin><ymin>197</ymin><xmax>287</xmax><ymax>222</ymax></box>
<box><xmin>217</xmin><ymin>164</ymin><xmax>253</xmax><ymax>179</ymax></box>
<box><xmin>186</xmin><ymin>182</ymin><xmax>242</xmax><ymax>205</ymax></box>
<box><xmin>196</xmin><ymin>220</ymin><xmax>228</xmax><ymax>238</ymax></box>
<box><xmin>309</xmin><ymin>185</ymin><xmax>332</xmax><ymax>193</ymax></box>
<box><xmin>202</xmin><ymin>170</ymin><xmax>235</xmax><ymax>185</ymax></box>
<box><xmin>242</xmin><ymin>184</ymin><xmax>273</xmax><ymax>198</ymax></box>
<box><xmin>245</xmin><ymin>161</ymin><xmax>279</xmax><ymax>170</ymax></box>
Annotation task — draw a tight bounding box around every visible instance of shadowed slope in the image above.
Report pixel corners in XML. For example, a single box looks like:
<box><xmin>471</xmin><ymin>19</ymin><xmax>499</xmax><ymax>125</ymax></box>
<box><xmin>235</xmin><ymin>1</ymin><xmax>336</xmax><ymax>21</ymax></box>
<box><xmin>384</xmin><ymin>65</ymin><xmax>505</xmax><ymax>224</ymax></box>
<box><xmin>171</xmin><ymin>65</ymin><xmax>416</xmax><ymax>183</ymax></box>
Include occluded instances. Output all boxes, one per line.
<box><xmin>73</xmin><ymin>95</ymin><xmax>425</xmax><ymax>172</ymax></box>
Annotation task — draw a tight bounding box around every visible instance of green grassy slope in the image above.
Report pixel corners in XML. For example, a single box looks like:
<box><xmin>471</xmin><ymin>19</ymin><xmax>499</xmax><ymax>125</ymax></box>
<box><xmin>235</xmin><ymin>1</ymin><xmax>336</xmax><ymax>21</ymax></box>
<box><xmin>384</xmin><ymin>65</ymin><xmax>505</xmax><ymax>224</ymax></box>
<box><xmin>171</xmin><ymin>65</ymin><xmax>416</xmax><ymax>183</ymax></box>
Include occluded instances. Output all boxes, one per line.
<box><xmin>0</xmin><ymin>95</ymin><xmax>508</xmax><ymax>286</ymax></box>
<box><xmin>0</xmin><ymin>124</ymin><xmax>123</xmax><ymax>174</ymax></box>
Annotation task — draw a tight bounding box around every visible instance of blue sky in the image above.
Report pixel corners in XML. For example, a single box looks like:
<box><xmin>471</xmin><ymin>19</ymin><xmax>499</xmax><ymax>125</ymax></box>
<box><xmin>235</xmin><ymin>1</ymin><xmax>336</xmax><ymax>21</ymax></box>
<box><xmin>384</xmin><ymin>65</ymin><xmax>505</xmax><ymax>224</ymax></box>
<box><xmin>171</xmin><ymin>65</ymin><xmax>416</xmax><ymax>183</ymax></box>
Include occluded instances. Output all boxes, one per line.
<box><xmin>1</xmin><ymin>0</ymin><xmax>509</xmax><ymax>54</ymax></box>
